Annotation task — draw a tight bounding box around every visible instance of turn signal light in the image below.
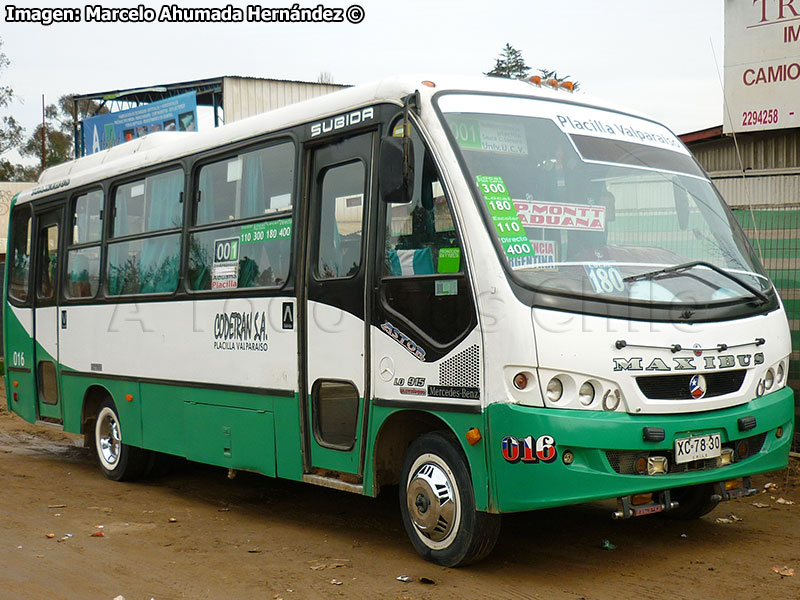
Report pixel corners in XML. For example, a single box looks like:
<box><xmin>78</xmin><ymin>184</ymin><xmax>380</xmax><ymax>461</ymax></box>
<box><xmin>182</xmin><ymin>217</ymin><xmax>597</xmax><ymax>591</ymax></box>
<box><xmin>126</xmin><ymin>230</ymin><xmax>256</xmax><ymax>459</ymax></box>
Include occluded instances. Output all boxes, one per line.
<box><xmin>513</xmin><ymin>373</ymin><xmax>528</xmax><ymax>390</ymax></box>
<box><xmin>631</xmin><ymin>493</ymin><xmax>653</xmax><ymax>506</ymax></box>
<box><xmin>12</xmin><ymin>380</ymin><xmax>18</xmax><ymax>388</ymax></box>
<box><xmin>724</xmin><ymin>479</ymin><xmax>740</xmax><ymax>491</ymax></box>
<box><xmin>125</xmin><ymin>394</ymin><xmax>134</xmax><ymax>402</ymax></box>
<box><xmin>466</xmin><ymin>427</ymin><xmax>482</xmax><ymax>446</ymax></box>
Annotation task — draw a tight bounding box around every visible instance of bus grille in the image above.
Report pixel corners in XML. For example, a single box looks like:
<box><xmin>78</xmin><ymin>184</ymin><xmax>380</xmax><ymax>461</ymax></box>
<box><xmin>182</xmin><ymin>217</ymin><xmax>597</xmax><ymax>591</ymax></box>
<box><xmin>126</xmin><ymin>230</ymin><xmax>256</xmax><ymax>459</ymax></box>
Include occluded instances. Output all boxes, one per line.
<box><xmin>635</xmin><ymin>370</ymin><xmax>746</xmax><ymax>400</ymax></box>
<box><xmin>605</xmin><ymin>432</ymin><xmax>766</xmax><ymax>475</ymax></box>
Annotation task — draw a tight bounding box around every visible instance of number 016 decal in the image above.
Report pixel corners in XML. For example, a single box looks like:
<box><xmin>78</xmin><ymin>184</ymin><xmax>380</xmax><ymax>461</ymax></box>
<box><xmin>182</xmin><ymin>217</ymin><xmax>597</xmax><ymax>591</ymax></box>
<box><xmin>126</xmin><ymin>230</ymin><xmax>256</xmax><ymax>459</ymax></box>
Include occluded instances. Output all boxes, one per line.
<box><xmin>501</xmin><ymin>435</ymin><xmax>557</xmax><ymax>464</ymax></box>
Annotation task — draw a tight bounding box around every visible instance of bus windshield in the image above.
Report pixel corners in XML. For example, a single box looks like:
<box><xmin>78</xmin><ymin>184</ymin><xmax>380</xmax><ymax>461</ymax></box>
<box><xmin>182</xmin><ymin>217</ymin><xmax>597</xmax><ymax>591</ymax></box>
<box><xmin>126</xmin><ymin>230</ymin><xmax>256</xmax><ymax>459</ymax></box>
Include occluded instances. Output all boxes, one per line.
<box><xmin>438</xmin><ymin>94</ymin><xmax>770</xmax><ymax>306</ymax></box>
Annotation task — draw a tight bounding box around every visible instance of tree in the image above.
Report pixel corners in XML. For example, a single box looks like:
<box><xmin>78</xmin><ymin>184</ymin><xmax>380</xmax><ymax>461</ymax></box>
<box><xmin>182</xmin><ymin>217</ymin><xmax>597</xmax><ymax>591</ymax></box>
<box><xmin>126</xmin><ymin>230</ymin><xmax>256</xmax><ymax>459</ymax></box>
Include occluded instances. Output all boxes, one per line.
<box><xmin>317</xmin><ymin>71</ymin><xmax>335</xmax><ymax>84</ymax></box>
<box><xmin>485</xmin><ymin>43</ymin><xmax>530</xmax><ymax>79</ymax></box>
<box><xmin>19</xmin><ymin>94</ymin><xmax>109</xmax><ymax>175</ymax></box>
<box><xmin>0</xmin><ymin>38</ymin><xmax>23</xmax><ymax>156</ymax></box>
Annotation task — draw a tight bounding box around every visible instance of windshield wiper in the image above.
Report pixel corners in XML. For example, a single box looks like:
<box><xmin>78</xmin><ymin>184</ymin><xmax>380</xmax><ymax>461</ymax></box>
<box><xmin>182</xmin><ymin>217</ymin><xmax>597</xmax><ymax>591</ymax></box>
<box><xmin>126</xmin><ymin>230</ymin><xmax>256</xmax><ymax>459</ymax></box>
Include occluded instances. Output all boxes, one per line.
<box><xmin>623</xmin><ymin>260</ymin><xmax>770</xmax><ymax>305</ymax></box>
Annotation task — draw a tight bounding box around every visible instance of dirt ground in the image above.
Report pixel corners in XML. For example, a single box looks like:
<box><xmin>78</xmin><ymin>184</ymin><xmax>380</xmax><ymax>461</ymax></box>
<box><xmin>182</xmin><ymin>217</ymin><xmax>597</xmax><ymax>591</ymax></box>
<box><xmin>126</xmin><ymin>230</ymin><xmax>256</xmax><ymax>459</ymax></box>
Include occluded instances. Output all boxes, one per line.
<box><xmin>1</xmin><ymin>396</ymin><xmax>798</xmax><ymax>600</ymax></box>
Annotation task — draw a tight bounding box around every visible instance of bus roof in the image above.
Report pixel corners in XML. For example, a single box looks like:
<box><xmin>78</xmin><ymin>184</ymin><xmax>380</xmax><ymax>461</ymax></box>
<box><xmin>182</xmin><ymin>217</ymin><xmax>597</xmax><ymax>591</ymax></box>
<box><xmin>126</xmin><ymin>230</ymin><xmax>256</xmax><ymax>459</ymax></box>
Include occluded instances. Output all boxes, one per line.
<box><xmin>16</xmin><ymin>74</ymin><xmax>646</xmax><ymax>206</ymax></box>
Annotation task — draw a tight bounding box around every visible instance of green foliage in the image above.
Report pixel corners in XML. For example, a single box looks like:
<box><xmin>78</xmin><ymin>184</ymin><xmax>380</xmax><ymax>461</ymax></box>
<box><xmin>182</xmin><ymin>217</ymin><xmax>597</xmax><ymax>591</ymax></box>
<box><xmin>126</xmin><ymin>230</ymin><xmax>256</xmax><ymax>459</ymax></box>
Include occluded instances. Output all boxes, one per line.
<box><xmin>485</xmin><ymin>44</ymin><xmax>530</xmax><ymax>79</ymax></box>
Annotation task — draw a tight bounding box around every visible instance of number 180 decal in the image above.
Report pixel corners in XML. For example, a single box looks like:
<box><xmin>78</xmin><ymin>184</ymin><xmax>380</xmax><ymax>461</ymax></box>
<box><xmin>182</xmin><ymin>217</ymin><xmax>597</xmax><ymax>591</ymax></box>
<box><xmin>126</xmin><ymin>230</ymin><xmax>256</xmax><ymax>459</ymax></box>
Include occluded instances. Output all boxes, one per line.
<box><xmin>501</xmin><ymin>435</ymin><xmax>557</xmax><ymax>464</ymax></box>
<box><xmin>584</xmin><ymin>263</ymin><xmax>625</xmax><ymax>295</ymax></box>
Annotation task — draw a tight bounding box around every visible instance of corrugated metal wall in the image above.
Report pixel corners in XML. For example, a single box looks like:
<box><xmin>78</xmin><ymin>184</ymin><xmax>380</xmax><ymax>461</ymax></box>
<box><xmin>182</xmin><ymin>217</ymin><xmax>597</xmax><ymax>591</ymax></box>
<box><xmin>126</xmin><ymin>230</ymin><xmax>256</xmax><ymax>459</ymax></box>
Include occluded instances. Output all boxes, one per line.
<box><xmin>686</xmin><ymin>128</ymin><xmax>800</xmax><ymax>448</ymax></box>
<box><xmin>222</xmin><ymin>77</ymin><xmax>347</xmax><ymax>123</ymax></box>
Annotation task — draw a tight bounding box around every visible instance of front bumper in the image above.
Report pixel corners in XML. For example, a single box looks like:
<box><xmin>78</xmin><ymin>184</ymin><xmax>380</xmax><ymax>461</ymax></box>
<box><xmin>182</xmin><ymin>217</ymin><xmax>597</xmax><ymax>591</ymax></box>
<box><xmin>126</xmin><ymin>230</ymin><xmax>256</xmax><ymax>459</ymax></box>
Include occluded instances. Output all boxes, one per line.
<box><xmin>487</xmin><ymin>386</ymin><xmax>794</xmax><ymax>513</ymax></box>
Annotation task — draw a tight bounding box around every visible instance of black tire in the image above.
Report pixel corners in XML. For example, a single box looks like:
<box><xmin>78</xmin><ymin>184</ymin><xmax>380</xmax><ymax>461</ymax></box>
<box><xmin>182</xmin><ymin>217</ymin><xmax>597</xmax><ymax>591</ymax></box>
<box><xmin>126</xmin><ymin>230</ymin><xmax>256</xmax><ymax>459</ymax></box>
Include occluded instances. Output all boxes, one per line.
<box><xmin>94</xmin><ymin>398</ymin><xmax>150</xmax><ymax>482</ymax></box>
<box><xmin>399</xmin><ymin>432</ymin><xmax>501</xmax><ymax>567</ymax></box>
<box><xmin>664</xmin><ymin>483</ymin><xmax>719</xmax><ymax>520</ymax></box>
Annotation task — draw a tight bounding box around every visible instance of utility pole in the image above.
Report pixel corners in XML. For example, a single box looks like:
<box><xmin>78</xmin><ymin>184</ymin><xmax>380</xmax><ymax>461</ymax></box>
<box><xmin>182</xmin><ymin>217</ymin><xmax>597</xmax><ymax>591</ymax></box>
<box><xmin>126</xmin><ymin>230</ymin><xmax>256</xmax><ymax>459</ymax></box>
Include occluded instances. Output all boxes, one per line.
<box><xmin>41</xmin><ymin>94</ymin><xmax>46</xmax><ymax>170</ymax></box>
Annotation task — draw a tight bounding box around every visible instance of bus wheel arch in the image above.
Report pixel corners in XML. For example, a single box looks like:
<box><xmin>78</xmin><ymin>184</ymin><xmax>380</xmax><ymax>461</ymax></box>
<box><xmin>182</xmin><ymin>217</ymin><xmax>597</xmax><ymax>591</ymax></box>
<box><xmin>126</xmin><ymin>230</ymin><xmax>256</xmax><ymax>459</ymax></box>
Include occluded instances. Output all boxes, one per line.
<box><xmin>372</xmin><ymin>410</ymin><xmax>455</xmax><ymax>492</ymax></box>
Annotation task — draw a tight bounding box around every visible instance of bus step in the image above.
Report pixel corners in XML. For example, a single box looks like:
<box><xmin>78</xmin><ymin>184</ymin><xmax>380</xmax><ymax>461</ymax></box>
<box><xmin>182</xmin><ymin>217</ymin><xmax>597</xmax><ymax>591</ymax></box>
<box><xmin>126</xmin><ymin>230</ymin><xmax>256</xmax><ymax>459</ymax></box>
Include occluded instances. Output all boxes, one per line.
<box><xmin>302</xmin><ymin>473</ymin><xmax>364</xmax><ymax>495</ymax></box>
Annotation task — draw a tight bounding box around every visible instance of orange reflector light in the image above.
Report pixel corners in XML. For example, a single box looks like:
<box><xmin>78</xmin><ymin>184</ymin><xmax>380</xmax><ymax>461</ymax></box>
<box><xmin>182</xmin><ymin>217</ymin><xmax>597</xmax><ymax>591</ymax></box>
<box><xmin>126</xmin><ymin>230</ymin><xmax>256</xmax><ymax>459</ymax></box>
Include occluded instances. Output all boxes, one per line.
<box><xmin>466</xmin><ymin>427</ymin><xmax>482</xmax><ymax>446</ymax></box>
<box><xmin>421</xmin><ymin>80</ymin><xmax>436</xmax><ymax>88</ymax></box>
<box><xmin>546</xmin><ymin>78</ymin><xmax>559</xmax><ymax>88</ymax></box>
<box><xmin>529</xmin><ymin>75</ymin><xmax>542</xmax><ymax>85</ymax></box>
<box><xmin>631</xmin><ymin>493</ymin><xmax>653</xmax><ymax>506</ymax></box>
<box><xmin>12</xmin><ymin>380</ymin><xmax>18</xmax><ymax>388</ymax></box>
<box><xmin>560</xmin><ymin>81</ymin><xmax>575</xmax><ymax>91</ymax></box>
<box><xmin>125</xmin><ymin>394</ymin><xmax>134</xmax><ymax>402</ymax></box>
<box><xmin>724</xmin><ymin>479</ymin><xmax>740</xmax><ymax>491</ymax></box>
<box><xmin>513</xmin><ymin>373</ymin><xmax>528</xmax><ymax>390</ymax></box>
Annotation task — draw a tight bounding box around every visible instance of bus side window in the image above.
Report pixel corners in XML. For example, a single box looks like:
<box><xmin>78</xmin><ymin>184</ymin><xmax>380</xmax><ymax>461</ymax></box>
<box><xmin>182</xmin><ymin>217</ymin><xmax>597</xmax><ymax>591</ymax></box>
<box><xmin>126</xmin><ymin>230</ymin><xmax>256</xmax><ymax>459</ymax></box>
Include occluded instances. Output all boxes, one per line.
<box><xmin>381</xmin><ymin>124</ymin><xmax>474</xmax><ymax>346</ymax></box>
<box><xmin>65</xmin><ymin>190</ymin><xmax>103</xmax><ymax>299</ymax></box>
<box><xmin>188</xmin><ymin>140</ymin><xmax>295</xmax><ymax>292</ymax></box>
<box><xmin>8</xmin><ymin>205</ymin><xmax>32</xmax><ymax>303</ymax></box>
<box><xmin>107</xmin><ymin>169</ymin><xmax>184</xmax><ymax>296</ymax></box>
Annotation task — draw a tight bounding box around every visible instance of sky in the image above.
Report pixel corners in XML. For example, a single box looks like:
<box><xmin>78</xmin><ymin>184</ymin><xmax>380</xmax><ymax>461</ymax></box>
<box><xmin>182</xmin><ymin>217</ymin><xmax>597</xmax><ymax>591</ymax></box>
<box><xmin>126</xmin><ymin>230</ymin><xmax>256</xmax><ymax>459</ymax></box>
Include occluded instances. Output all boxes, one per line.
<box><xmin>1</xmin><ymin>0</ymin><xmax>725</xmax><ymax>164</ymax></box>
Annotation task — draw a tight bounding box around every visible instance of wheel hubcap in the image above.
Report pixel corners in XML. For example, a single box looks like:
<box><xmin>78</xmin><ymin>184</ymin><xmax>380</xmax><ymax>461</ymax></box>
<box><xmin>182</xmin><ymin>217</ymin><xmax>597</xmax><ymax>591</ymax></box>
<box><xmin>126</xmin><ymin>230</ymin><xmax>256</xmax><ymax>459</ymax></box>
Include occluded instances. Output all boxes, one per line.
<box><xmin>407</xmin><ymin>462</ymin><xmax>456</xmax><ymax>542</ymax></box>
<box><xmin>98</xmin><ymin>412</ymin><xmax>120</xmax><ymax>466</ymax></box>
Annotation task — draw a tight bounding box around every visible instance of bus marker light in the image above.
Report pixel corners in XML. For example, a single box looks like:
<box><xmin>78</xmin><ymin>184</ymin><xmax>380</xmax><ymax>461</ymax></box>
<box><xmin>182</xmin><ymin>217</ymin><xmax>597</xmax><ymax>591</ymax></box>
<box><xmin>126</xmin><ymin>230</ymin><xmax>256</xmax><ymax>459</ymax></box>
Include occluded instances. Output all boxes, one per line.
<box><xmin>560</xmin><ymin>81</ymin><xmax>575</xmax><ymax>91</ymax></box>
<box><xmin>421</xmin><ymin>80</ymin><xmax>436</xmax><ymax>88</ymax></box>
<box><xmin>125</xmin><ymin>394</ymin><xmax>134</xmax><ymax>402</ymax></box>
<box><xmin>562</xmin><ymin>450</ymin><xmax>574</xmax><ymax>465</ymax></box>
<box><xmin>529</xmin><ymin>75</ymin><xmax>542</xmax><ymax>85</ymax></box>
<box><xmin>466</xmin><ymin>427</ymin><xmax>482</xmax><ymax>446</ymax></box>
<box><xmin>513</xmin><ymin>373</ymin><xmax>528</xmax><ymax>390</ymax></box>
<box><xmin>12</xmin><ymin>380</ymin><xmax>18</xmax><ymax>387</ymax></box>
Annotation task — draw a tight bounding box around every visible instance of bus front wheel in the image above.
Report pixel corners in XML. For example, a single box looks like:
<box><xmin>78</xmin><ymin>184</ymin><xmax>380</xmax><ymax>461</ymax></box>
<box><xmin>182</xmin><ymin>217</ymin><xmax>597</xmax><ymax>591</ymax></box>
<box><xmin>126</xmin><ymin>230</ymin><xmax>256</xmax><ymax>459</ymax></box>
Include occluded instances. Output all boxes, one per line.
<box><xmin>94</xmin><ymin>399</ymin><xmax>149</xmax><ymax>482</ymax></box>
<box><xmin>399</xmin><ymin>432</ymin><xmax>500</xmax><ymax>567</ymax></box>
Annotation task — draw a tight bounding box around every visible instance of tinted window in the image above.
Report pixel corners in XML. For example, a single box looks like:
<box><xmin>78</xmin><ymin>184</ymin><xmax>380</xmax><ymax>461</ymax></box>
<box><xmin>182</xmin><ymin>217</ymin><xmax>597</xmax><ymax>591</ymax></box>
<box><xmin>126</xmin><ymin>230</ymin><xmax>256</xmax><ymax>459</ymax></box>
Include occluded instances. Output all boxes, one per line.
<box><xmin>8</xmin><ymin>206</ymin><xmax>31</xmax><ymax>303</ymax></box>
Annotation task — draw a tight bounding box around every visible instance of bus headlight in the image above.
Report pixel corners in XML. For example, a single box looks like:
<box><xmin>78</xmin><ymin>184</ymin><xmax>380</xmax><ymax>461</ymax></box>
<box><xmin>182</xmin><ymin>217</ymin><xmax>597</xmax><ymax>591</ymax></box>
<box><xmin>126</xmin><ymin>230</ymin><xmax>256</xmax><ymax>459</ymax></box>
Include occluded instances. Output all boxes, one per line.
<box><xmin>764</xmin><ymin>368</ymin><xmax>775</xmax><ymax>391</ymax></box>
<box><xmin>546</xmin><ymin>378</ymin><xmax>563</xmax><ymax>402</ymax></box>
<box><xmin>578</xmin><ymin>382</ymin><xmax>595</xmax><ymax>406</ymax></box>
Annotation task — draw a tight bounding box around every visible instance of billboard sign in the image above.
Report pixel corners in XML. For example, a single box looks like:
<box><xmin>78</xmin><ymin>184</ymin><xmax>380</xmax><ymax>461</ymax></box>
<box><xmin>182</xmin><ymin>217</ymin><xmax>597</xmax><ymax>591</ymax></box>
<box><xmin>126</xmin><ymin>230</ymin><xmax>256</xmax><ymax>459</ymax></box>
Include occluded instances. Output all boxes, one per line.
<box><xmin>82</xmin><ymin>91</ymin><xmax>197</xmax><ymax>155</ymax></box>
<box><xmin>724</xmin><ymin>0</ymin><xmax>800</xmax><ymax>133</ymax></box>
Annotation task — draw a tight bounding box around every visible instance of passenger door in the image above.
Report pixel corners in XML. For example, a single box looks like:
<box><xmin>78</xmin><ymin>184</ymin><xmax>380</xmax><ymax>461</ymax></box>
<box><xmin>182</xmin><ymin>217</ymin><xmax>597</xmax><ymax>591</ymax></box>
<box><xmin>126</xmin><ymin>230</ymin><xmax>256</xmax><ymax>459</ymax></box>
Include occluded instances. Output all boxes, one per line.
<box><xmin>302</xmin><ymin>132</ymin><xmax>374</xmax><ymax>478</ymax></box>
<box><xmin>33</xmin><ymin>208</ymin><xmax>63</xmax><ymax>421</ymax></box>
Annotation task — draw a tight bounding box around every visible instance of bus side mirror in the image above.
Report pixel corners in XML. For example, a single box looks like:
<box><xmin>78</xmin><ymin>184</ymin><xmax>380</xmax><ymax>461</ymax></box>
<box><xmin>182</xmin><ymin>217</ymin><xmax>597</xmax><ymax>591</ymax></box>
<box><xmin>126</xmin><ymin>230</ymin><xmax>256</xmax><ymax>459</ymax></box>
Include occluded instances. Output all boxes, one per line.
<box><xmin>379</xmin><ymin>135</ymin><xmax>414</xmax><ymax>204</ymax></box>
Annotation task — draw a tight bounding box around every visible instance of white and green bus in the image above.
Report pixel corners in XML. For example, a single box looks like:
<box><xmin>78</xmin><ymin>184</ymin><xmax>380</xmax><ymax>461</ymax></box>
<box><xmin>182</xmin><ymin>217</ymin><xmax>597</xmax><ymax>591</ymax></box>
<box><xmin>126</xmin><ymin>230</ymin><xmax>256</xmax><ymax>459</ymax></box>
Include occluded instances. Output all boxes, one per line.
<box><xmin>4</xmin><ymin>75</ymin><xmax>794</xmax><ymax>566</ymax></box>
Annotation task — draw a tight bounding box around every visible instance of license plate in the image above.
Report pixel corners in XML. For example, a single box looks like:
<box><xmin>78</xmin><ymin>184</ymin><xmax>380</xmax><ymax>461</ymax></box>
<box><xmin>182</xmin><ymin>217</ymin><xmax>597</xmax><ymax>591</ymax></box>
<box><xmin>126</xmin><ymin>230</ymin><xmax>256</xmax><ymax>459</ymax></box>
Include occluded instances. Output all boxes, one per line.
<box><xmin>674</xmin><ymin>433</ymin><xmax>722</xmax><ymax>464</ymax></box>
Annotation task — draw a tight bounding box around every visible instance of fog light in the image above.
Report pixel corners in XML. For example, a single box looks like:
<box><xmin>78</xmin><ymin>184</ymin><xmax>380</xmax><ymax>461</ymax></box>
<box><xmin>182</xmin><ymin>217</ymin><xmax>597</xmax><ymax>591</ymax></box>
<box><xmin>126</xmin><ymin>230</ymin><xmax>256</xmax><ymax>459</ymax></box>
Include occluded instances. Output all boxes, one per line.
<box><xmin>724</xmin><ymin>479</ymin><xmax>740</xmax><ymax>491</ymax></box>
<box><xmin>602</xmin><ymin>388</ymin><xmax>621</xmax><ymax>411</ymax></box>
<box><xmin>546</xmin><ymin>378</ymin><xmax>563</xmax><ymax>402</ymax></box>
<box><xmin>631</xmin><ymin>493</ymin><xmax>653</xmax><ymax>506</ymax></box>
<box><xmin>647</xmin><ymin>456</ymin><xmax>668</xmax><ymax>475</ymax></box>
<box><xmin>578</xmin><ymin>382</ymin><xmax>595</xmax><ymax>406</ymax></box>
<box><xmin>776</xmin><ymin>426</ymin><xmax>784</xmax><ymax>439</ymax></box>
<box><xmin>716</xmin><ymin>448</ymin><xmax>734</xmax><ymax>467</ymax></box>
<box><xmin>765</xmin><ymin>368</ymin><xmax>775</xmax><ymax>391</ymax></box>
<box><xmin>513</xmin><ymin>373</ymin><xmax>528</xmax><ymax>390</ymax></box>
<box><xmin>562</xmin><ymin>450</ymin><xmax>575</xmax><ymax>465</ymax></box>
<box><xmin>634</xmin><ymin>455</ymin><xmax>648</xmax><ymax>475</ymax></box>
<box><xmin>736</xmin><ymin>440</ymin><xmax>749</xmax><ymax>459</ymax></box>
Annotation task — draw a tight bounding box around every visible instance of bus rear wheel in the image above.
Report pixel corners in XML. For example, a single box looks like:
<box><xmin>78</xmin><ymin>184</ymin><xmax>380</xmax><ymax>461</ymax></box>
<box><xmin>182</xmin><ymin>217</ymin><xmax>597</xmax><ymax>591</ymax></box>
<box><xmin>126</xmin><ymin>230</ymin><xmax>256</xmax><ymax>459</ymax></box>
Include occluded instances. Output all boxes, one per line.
<box><xmin>399</xmin><ymin>432</ymin><xmax>500</xmax><ymax>567</ymax></box>
<box><xmin>94</xmin><ymin>399</ymin><xmax>149</xmax><ymax>482</ymax></box>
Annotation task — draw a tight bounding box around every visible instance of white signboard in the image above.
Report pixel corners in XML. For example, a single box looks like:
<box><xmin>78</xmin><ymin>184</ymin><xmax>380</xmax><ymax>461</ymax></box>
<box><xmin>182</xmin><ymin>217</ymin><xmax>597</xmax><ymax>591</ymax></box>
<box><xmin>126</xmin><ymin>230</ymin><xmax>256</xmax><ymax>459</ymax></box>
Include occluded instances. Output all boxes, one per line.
<box><xmin>724</xmin><ymin>0</ymin><xmax>800</xmax><ymax>133</ymax></box>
